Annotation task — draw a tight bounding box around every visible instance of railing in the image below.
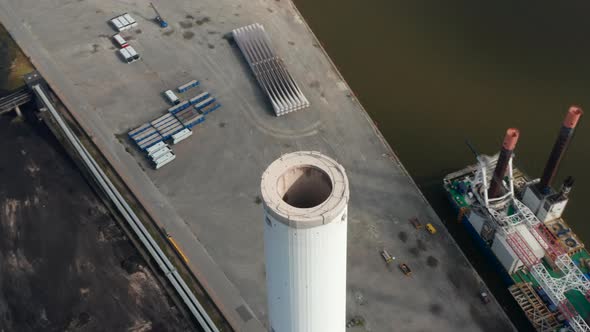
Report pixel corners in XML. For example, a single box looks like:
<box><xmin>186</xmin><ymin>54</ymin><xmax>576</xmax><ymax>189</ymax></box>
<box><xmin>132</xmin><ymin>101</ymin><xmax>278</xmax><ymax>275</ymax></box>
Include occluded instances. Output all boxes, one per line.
<box><xmin>32</xmin><ymin>84</ymin><xmax>219</xmax><ymax>332</ymax></box>
<box><xmin>0</xmin><ymin>88</ymin><xmax>31</xmax><ymax>114</ymax></box>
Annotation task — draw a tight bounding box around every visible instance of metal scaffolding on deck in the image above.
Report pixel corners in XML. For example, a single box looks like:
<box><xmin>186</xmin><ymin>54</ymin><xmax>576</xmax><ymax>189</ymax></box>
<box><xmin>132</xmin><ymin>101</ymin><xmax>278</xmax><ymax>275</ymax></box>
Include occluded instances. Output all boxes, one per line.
<box><xmin>471</xmin><ymin>154</ymin><xmax>590</xmax><ymax>332</ymax></box>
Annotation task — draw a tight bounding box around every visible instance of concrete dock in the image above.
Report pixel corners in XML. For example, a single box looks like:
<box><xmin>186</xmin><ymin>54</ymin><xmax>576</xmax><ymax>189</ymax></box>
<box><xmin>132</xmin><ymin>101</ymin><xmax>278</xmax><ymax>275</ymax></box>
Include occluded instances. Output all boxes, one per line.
<box><xmin>0</xmin><ymin>0</ymin><xmax>515</xmax><ymax>331</ymax></box>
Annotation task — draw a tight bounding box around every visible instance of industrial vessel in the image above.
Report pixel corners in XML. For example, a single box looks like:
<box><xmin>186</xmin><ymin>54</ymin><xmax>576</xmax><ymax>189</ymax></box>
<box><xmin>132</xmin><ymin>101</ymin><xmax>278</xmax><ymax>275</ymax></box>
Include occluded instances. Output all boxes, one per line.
<box><xmin>444</xmin><ymin>107</ymin><xmax>590</xmax><ymax>331</ymax></box>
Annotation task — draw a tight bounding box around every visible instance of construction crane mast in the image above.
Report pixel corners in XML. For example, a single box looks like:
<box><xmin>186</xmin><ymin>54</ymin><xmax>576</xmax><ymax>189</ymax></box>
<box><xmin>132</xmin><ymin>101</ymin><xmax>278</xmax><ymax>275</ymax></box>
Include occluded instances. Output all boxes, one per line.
<box><xmin>149</xmin><ymin>2</ymin><xmax>168</xmax><ymax>28</ymax></box>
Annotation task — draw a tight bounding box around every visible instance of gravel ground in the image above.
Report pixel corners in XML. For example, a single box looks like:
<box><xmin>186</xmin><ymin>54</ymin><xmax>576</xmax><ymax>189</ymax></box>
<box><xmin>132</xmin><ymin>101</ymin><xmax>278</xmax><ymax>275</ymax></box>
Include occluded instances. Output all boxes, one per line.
<box><xmin>0</xmin><ymin>110</ymin><xmax>193</xmax><ymax>332</ymax></box>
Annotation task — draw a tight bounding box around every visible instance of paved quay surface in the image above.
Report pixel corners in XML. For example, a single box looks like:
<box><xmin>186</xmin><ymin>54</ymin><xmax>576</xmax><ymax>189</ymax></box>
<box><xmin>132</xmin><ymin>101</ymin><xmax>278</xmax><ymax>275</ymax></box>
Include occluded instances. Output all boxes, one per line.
<box><xmin>0</xmin><ymin>0</ymin><xmax>516</xmax><ymax>331</ymax></box>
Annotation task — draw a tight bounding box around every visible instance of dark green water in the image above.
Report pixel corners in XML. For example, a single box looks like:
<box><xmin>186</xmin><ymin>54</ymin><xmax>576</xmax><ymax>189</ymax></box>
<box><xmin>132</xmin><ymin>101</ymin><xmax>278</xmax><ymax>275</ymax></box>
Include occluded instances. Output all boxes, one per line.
<box><xmin>294</xmin><ymin>0</ymin><xmax>589</xmax><ymax>238</ymax></box>
<box><xmin>295</xmin><ymin>0</ymin><xmax>590</xmax><ymax>328</ymax></box>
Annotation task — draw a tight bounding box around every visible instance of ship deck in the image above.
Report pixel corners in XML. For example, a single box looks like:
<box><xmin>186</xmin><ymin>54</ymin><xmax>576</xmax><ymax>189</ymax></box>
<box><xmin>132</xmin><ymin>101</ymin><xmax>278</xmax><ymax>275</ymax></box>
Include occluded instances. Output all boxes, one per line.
<box><xmin>445</xmin><ymin>164</ymin><xmax>590</xmax><ymax>328</ymax></box>
<box><xmin>0</xmin><ymin>0</ymin><xmax>514</xmax><ymax>330</ymax></box>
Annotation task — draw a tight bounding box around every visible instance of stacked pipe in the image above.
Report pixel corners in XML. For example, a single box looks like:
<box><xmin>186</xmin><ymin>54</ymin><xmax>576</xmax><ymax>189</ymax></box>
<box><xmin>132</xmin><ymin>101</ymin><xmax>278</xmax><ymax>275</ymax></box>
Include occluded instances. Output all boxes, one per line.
<box><xmin>538</xmin><ymin>106</ymin><xmax>583</xmax><ymax>194</ymax></box>
<box><xmin>488</xmin><ymin>128</ymin><xmax>520</xmax><ymax>198</ymax></box>
<box><xmin>232</xmin><ymin>23</ymin><xmax>310</xmax><ymax>116</ymax></box>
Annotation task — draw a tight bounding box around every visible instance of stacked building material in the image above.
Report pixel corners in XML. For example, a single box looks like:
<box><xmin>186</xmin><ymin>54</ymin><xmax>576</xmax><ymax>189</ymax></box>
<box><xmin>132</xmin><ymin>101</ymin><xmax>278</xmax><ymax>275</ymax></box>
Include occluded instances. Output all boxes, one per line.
<box><xmin>128</xmin><ymin>123</ymin><xmax>163</xmax><ymax>151</ymax></box>
<box><xmin>168</xmin><ymin>101</ymin><xmax>190</xmax><ymax>114</ymax></box>
<box><xmin>188</xmin><ymin>92</ymin><xmax>210</xmax><ymax>105</ymax></box>
<box><xmin>177</xmin><ymin>80</ymin><xmax>200</xmax><ymax>93</ymax></box>
<box><xmin>232</xmin><ymin>23</ymin><xmax>310</xmax><ymax>116</ymax></box>
<box><xmin>126</xmin><ymin>81</ymin><xmax>222</xmax><ymax>168</ymax></box>
<box><xmin>186</xmin><ymin>92</ymin><xmax>221</xmax><ymax>115</ymax></box>
<box><xmin>171</xmin><ymin>105</ymin><xmax>205</xmax><ymax>129</ymax></box>
<box><xmin>150</xmin><ymin>113</ymin><xmax>185</xmax><ymax>139</ymax></box>
<box><xmin>172</xmin><ymin>128</ymin><xmax>193</xmax><ymax>144</ymax></box>
<box><xmin>147</xmin><ymin>142</ymin><xmax>176</xmax><ymax>169</ymax></box>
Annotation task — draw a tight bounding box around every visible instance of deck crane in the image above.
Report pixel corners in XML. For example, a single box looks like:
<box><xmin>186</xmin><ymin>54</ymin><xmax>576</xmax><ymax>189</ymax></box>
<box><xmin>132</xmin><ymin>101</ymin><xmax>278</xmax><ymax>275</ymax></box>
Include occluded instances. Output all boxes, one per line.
<box><xmin>149</xmin><ymin>2</ymin><xmax>168</xmax><ymax>28</ymax></box>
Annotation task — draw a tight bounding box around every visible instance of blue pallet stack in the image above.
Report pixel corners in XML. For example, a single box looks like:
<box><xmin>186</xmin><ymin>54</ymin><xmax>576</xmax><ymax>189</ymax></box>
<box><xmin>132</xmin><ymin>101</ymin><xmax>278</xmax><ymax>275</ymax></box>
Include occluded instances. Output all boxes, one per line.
<box><xmin>168</xmin><ymin>100</ymin><xmax>190</xmax><ymax>115</ymax></box>
<box><xmin>151</xmin><ymin>113</ymin><xmax>185</xmax><ymax>139</ymax></box>
<box><xmin>177</xmin><ymin>80</ymin><xmax>199</xmax><ymax>93</ymax></box>
<box><xmin>128</xmin><ymin>123</ymin><xmax>164</xmax><ymax>151</ymax></box>
<box><xmin>188</xmin><ymin>92</ymin><xmax>210</xmax><ymax>105</ymax></box>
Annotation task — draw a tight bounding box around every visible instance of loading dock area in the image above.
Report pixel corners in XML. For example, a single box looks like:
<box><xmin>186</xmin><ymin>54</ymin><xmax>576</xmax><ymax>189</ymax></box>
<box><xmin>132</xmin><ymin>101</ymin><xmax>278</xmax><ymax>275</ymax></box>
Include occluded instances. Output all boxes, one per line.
<box><xmin>0</xmin><ymin>0</ymin><xmax>515</xmax><ymax>331</ymax></box>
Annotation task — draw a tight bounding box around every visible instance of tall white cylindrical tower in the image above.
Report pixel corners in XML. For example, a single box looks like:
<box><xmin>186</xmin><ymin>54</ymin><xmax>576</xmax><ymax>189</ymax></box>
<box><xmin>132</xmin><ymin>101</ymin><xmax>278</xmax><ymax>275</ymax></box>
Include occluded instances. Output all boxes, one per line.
<box><xmin>261</xmin><ymin>151</ymin><xmax>350</xmax><ymax>332</ymax></box>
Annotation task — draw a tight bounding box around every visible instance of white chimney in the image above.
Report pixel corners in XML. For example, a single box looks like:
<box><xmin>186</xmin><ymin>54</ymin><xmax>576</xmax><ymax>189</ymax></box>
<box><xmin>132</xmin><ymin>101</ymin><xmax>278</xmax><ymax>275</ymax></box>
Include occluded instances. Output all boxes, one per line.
<box><xmin>261</xmin><ymin>151</ymin><xmax>350</xmax><ymax>332</ymax></box>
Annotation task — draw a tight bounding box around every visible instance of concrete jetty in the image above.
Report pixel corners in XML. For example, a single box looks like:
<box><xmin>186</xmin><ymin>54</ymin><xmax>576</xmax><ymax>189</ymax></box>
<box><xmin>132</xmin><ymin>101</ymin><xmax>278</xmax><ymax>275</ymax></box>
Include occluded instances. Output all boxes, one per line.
<box><xmin>0</xmin><ymin>0</ymin><xmax>515</xmax><ymax>330</ymax></box>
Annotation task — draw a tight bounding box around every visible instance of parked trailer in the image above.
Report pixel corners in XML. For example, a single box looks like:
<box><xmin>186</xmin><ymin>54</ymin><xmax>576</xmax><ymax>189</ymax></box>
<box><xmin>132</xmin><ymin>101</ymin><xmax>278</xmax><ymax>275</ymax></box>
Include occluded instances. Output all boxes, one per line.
<box><xmin>188</xmin><ymin>92</ymin><xmax>210</xmax><ymax>105</ymax></box>
<box><xmin>112</xmin><ymin>33</ymin><xmax>129</xmax><ymax>48</ymax></box>
<box><xmin>177</xmin><ymin>80</ymin><xmax>199</xmax><ymax>93</ymax></box>
<box><xmin>165</xmin><ymin>90</ymin><xmax>180</xmax><ymax>105</ymax></box>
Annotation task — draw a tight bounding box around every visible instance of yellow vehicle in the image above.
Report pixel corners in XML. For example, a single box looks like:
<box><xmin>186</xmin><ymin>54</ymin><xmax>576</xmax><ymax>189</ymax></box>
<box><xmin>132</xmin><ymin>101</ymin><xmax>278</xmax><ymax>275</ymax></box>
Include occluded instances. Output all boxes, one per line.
<box><xmin>399</xmin><ymin>263</ymin><xmax>412</xmax><ymax>276</ymax></box>
<box><xmin>426</xmin><ymin>223</ymin><xmax>437</xmax><ymax>234</ymax></box>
